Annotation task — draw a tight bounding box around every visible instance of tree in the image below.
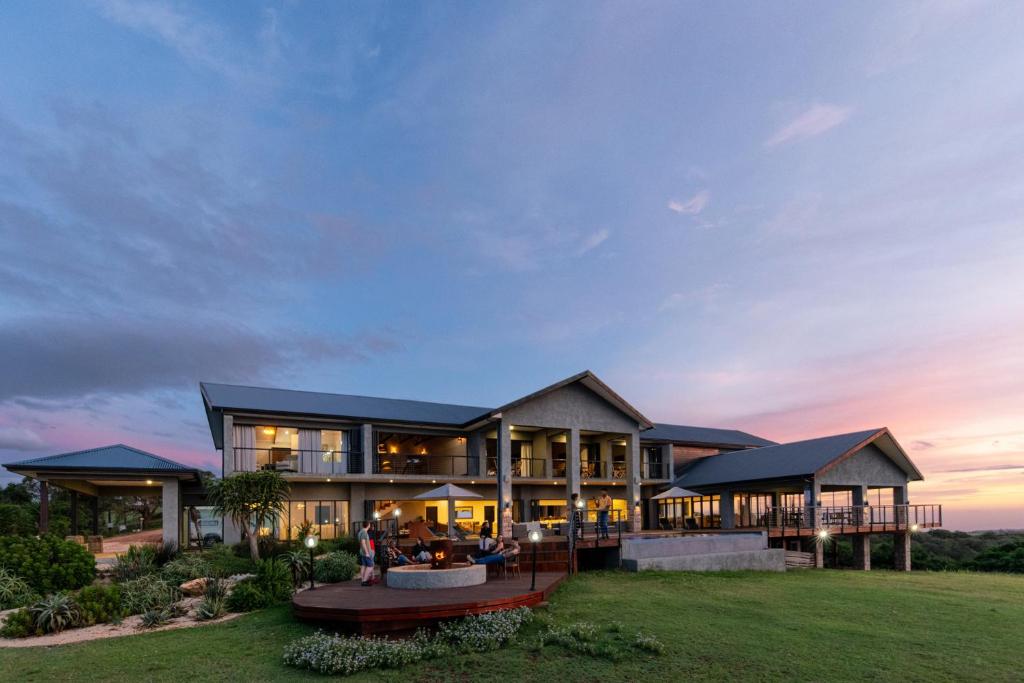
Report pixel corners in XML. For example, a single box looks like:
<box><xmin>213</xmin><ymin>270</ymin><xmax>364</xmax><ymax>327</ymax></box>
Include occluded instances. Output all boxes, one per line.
<box><xmin>207</xmin><ymin>471</ymin><xmax>289</xmax><ymax>562</ymax></box>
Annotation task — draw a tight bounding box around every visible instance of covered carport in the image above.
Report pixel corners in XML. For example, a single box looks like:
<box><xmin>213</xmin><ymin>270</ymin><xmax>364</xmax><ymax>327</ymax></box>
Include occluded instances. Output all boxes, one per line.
<box><xmin>4</xmin><ymin>444</ymin><xmax>203</xmax><ymax>548</ymax></box>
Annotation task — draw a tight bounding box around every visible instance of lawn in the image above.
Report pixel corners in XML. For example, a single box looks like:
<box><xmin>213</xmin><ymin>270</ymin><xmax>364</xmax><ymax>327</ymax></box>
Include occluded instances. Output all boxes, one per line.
<box><xmin>2</xmin><ymin>570</ymin><xmax>1022</xmax><ymax>681</ymax></box>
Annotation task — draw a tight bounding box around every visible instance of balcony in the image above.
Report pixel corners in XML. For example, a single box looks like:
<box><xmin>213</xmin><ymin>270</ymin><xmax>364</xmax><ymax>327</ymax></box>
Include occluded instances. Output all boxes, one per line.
<box><xmin>641</xmin><ymin>460</ymin><xmax>671</xmax><ymax>480</ymax></box>
<box><xmin>375</xmin><ymin>453</ymin><xmax>472</xmax><ymax>477</ymax></box>
<box><xmin>486</xmin><ymin>457</ymin><xmax>548</xmax><ymax>479</ymax></box>
<box><xmin>235</xmin><ymin>447</ymin><xmax>362</xmax><ymax>475</ymax></box>
<box><xmin>740</xmin><ymin>504</ymin><xmax>943</xmax><ymax>537</ymax></box>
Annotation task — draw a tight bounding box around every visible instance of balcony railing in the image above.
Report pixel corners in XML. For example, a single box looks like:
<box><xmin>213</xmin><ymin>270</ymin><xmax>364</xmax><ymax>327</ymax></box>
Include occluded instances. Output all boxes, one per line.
<box><xmin>746</xmin><ymin>505</ymin><xmax>943</xmax><ymax>534</ymax></box>
<box><xmin>235</xmin><ymin>448</ymin><xmax>361</xmax><ymax>475</ymax></box>
<box><xmin>375</xmin><ymin>453</ymin><xmax>472</xmax><ymax>477</ymax></box>
<box><xmin>642</xmin><ymin>461</ymin><xmax>671</xmax><ymax>479</ymax></box>
<box><xmin>486</xmin><ymin>457</ymin><xmax>548</xmax><ymax>478</ymax></box>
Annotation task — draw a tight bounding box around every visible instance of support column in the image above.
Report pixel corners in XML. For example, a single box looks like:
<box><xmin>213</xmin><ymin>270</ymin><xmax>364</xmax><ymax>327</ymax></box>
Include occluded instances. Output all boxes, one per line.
<box><xmin>893</xmin><ymin>531</ymin><xmax>912</xmax><ymax>571</ymax></box>
<box><xmin>161</xmin><ymin>479</ymin><xmax>181</xmax><ymax>549</ymax></box>
<box><xmin>39</xmin><ymin>480</ymin><xmax>49</xmax><ymax>534</ymax></box>
<box><xmin>853</xmin><ymin>535</ymin><xmax>871</xmax><ymax>570</ymax></box>
<box><xmin>852</xmin><ymin>485</ymin><xmax>869</xmax><ymax>527</ymax></box>
<box><xmin>91</xmin><ymin>496</ymin><xmax>100</xmax><ymax>535</ymax></box>
<box><xmin>497</xmin><ymin>419</ymin><xmax>513</xmax><ymax>537</ymax></box>
<box><xmin>222</xmin><ymin>414</ymin><xmax>234</xmax><ymax>477</ymax></box>
<box><xmin>70</xmin><ymin>490</ymin><xmax>80</xmax><ymax>536</ymax></box>
<box><xmin>625</xmin><ymin>430</ymin><xmax>642</xmax><ymax>531</ymax></box>
<box><xmin>660</xmin><ymin>443</ymin><xmax>673</xmax><ymax>479</ymax></box>
<box><xmin>893</xmin><ymin>484</ymin><xmax>909</xmax><ymax>527</ymax></box>
<box><xmin>719</xmin><ymin>489</ymin><xmax>735</xmax><ymax>529</ymax></box>
<box><xmin>349</xmin><ymin>484</ymin><xmax>366</xmax><ymax>526</ymax></box>
<box><xmin>566</xmin><ymin>427</ymin><xmax>580</xmax><ymax>510</ymax></box>
<box><xmin>468</xmin><ymin>431</ymin><xmax>483</xmax><ymax>477</ymax></box>
<box><xmin>361</xmin><ymin>424</ymin><xmax>374</xmax><ymax>474</ymax></box>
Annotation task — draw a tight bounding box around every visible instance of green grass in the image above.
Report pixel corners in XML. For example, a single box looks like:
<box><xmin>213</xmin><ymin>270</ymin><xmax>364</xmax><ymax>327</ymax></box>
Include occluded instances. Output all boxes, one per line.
<box><xmin>2</xmin><ymin>570</ymin><xmax>1022</xmax><ymax>681</ymax></box>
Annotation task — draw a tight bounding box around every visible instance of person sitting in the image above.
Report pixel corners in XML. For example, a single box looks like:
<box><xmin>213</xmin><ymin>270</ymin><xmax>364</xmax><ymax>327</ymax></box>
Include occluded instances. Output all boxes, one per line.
<box><xmin>479</xmin><ymin>519</ymin><xmax>493</xmax><ymax>539</ymax></box>
<box><xmin>501</xmin><ymin>537</ymin><xmax>521</xmax><ymax>559</ymax></box>
<box><xmin>411</xmin><ymin>536</ymin><xmax>432</xmax><ymax>563</ymax></box>
<box><xmin>468</xmin><ymin>535</ymin><xmax>506</xmax><ymax>565</ymax></box>
<box><xmin>384</xmin><ymin>539</ymin><xmax>412</xmax><ymax>566</ymax></box>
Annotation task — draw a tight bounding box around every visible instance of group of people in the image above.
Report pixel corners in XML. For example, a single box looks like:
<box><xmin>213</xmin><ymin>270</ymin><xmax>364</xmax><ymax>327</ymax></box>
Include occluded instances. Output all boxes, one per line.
<box><xmin>356</xmin><ymin>521</ymin><xmax>435</xmax><ymax>587</ymax></box>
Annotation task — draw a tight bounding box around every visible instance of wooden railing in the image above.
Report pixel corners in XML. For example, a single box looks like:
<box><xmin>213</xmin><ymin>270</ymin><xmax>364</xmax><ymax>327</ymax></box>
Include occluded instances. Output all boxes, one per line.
<box><xmin>753</xmin><ymin>504</ymin><xmax>942</xmax><ymax>535</ymax></box>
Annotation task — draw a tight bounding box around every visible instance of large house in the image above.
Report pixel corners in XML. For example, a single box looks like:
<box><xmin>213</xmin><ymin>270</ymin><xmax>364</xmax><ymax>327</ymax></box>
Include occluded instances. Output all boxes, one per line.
<box><xmin>199</xmin><ymin>370</ymin><xmax>941</xmax><ymax>569</ymax></box>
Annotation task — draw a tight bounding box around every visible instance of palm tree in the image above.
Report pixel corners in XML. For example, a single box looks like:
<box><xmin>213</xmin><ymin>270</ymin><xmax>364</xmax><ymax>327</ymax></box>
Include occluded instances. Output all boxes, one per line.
<box><xmin>207</xmin><ymin>471</ymin><xmax>289</xmax><ymax>562</ymax></box>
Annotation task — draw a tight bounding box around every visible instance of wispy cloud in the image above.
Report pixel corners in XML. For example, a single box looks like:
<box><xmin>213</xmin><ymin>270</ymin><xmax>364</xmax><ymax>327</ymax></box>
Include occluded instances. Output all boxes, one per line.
<box><xmin>575</xmin><ymin>228</ymin><xmax>611</xmax><ymax>256</ymax></box>
<box><xmin>764</xmin><ymin>104</ymin><xmax>851</xmax><ymax>148</ymax></box>
<box><xmin>0</xmin><ymin>426</ymin><xmax>45</xmax><ymax>451</ymax></box>
<box><xmin>92</xmin><ymin>0</ymin><xmax>243</xmax><ymax>79</ymax></box>
<box><xmin>668</xmin><ymin>189</ymin><xmax>710</xmax><ymax>215</ymax></box>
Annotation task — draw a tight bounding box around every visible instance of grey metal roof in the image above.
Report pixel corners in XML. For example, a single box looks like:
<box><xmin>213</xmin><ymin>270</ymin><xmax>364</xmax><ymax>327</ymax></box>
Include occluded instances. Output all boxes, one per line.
<box><xmin>642</xmin><ymin>423</ymin><xmax>776</xmax><ymax>448</ymax></box>
<box><xmin>675</xmin><ymin>429</ymin><xmax>884</xmax><ymax>488</ymax></box>
<box><xmin>5</xmin><ymin>444</ymin><xmax>198</xmax><ymax>473</ymax></box>
<box><xmin>201</xmin><ymin>382</ymin><xmax>493</xmax><ymax>427</ymax></box>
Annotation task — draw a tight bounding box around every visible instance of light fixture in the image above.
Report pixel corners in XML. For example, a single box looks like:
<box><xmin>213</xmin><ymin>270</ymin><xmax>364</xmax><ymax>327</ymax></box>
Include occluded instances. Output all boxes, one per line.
<box><xmin>373</xmin><ymin>511</ymin><xmax>381</xmax><ymax>520</ymax></box>
<box><xmin>817</xmin><ymin>529</ymin><xmax>830</xmax><ymax>540</ymax></box>
<box><xmin>304</xmin><ymin>534</ymin><xmax>319</xmax><ymax>591</ymax></box>
<box><xmin>457</xmin><ymin>437</ymin><xmax>465</xmax><ymax>444</ymax></box>
<box><xmin>471</xmin><ymin>480</ymin><xmax>476</xmax><ymax>485</ymax></box>
<box><xmin>145</xmin><ymin>479</ymin><xmax>153</xmax><ymax>485</ymax></box>
<box><xmin>389</xmin><ymin>479</ymin><xmax>394</xmax><ymax>483</ymax></box>
<box><xmin>389</xmin><ymin>445</ymin><xmax>398</xmax><ymax>454</ymax></box>
<box><xmin>262</xmin><ymin>427</ymin><xmax>276</xmax><ymax>436</ymax></box>
<box><xmin>529</xmin><ymin>529</ymin><xmax>542</xmax><ymax>543</ymax></box>
<box><xmin>575</xmin><ymin>499</ymin><xmax>585</xmax><ymax>509</ymax></box>
<box><xmin>432</xmin><ymin>479</ymin><xmax>437</xmax><ymax>484</ymax></box>
<box><xmin>910</xmin><ymin>523</ymin><xmax>920</xmax><ymax>532</ymax></box>
<box><xmin>326</xmin><ymin>478</ymin><xmax>331</xmax><ymax>482</ymax></box>
<box><xmin>393</xmin><ymin>508</ymin><xmax>402</xmax><ymax>518</ymax></box>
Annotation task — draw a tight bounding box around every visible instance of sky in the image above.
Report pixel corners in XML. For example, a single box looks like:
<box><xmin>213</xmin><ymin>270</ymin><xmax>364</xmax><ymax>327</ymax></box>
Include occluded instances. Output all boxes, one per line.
<box><xmin>1</xmin><ymin>1</ymin><xmax>1022</xmax><ymax>531</ymax></box>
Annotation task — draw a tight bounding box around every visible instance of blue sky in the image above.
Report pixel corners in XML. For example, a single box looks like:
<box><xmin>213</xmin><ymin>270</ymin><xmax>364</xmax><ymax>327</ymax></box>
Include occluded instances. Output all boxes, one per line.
<box><xmin>1</xmin><ymin>2</ymin><xmax>1022</xmax><ymax>529</ymax></box>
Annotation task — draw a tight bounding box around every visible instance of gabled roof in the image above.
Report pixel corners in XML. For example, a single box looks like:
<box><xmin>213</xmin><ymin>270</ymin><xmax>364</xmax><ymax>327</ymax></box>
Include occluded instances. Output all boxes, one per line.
<box><xmin>641</xmin><ymin>423</ymin><xmax>775</xmax><ymax>448</ymax></box>
<box><xmin>5</xmin><ymin>444</ymin><xmax>199</xmax><ymax>474</ymax></box>
<box><xmin>675</xmin><ymin>428</ymin><xmax>923</xmax><ymax>488</ymax></box>
<box><xmin>480</xmin><ymin>370</ymin><xmax>654</xmax><ymax>430</ymax></box>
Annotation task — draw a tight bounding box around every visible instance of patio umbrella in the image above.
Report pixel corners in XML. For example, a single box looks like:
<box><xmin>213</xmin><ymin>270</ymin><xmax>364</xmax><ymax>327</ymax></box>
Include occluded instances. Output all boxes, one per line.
<box><xmin>413</xmin><ymin>484</ymin><xmax>483</xmax><ymax>539</ymax></box>
<box><xmin>651</xmin><ymin>486</ymin><xmax>703</xmax><ymax>500</ymax></box>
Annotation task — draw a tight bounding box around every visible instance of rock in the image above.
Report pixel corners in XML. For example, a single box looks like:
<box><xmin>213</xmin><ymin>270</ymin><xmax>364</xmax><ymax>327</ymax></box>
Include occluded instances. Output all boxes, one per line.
<box><xmin>180</xmin><ymin>578</ymin><xmax>209</xmax><ymax>596</ymax></box>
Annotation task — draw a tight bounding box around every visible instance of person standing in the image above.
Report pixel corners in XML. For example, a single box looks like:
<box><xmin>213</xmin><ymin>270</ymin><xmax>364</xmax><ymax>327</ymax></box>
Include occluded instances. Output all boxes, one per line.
<box><xmin>597</xmin><ymin>488</ymin><xmax>613</xmax><ymax>540</ymax></box>
<box><xmin>358</xmin><ymin>520</ymin><xmax>375</xmax><ymax>586</ymax></box>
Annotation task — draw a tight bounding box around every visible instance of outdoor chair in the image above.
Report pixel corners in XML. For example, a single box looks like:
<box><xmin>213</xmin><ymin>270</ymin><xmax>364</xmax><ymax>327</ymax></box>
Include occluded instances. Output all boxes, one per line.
<box><xmin>684</xmin><ymin>517</ymin><xmax>699</xmax><ymax>531</ymax></box>
<box><xmin>503</xmin><ymin>552</ymin><xmax>521</xmax><ymax>579</ymax></box>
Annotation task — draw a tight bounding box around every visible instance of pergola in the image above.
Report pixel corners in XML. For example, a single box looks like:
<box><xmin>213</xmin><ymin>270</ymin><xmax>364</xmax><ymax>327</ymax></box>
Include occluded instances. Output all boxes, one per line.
<box><xmin>4</xmin><ymin>444</ymin><xmax>202</xmax><ymax>547</ymax></box>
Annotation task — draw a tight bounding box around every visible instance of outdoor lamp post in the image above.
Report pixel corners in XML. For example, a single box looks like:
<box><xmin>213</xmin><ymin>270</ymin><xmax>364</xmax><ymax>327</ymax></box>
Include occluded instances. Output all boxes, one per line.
<box><xmin>528</xmin><ymin>529</ymin><xmax>542</xmax><ymax>591</ymax></box>
<box><xmin>304</xmin><ymin>534</ymin><xmax>318</xmax><ymax>590</ymax></box>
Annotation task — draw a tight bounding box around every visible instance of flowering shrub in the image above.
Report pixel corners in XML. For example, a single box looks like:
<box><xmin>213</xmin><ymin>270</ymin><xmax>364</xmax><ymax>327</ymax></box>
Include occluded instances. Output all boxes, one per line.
<box><xmin>534</xmin><ymin>619</ymin><xmax>665</xmax><ymax>661</ymax></box>
<box><xmin>634</xmin><ymin>631</ymin><xmax>666</xmax><ymax>654</ymax></box>
<box><xmin>436</xmin><ymin>606</ymin><xmax>534</xmax><ymax>651</ymax></box>
<box><xmin>283</xmin><ymin>607</ymin><xmax>533</xmax><ymax>676</ymax></box>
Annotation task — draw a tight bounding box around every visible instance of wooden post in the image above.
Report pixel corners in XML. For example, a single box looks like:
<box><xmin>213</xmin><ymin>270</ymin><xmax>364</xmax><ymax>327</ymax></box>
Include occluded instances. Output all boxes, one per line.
<box><xmin>39</xmin><ymin>481</ymin><xmax>49</xmax><ymax>534</ymax></box>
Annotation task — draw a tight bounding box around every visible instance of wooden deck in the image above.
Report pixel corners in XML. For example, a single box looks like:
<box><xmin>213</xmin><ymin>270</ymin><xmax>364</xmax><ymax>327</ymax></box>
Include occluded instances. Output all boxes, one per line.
<box><xmin>292</xmin><ymin>571</ymin><xmax>566</xmax><ymax>634</ymax></box>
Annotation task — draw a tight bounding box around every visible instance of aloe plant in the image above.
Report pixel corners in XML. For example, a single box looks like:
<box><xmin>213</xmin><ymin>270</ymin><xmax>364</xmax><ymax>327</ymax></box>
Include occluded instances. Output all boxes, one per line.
<box><xmin>30</xmin><ymin>592</ymin><xmax>80</xmax><ymax>634</ymax></box>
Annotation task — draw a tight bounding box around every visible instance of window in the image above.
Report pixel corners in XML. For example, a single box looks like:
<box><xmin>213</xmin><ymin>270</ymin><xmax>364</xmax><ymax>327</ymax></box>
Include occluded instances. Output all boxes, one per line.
<box><xmin>321</xmin><ymin>430</ymin><xmax>343</xmax><ymax>465</ymax></box>
<box><xmin>277</xmin><ymin>499</ymin><xmax>350</xmax><ymax>540</ymax></box>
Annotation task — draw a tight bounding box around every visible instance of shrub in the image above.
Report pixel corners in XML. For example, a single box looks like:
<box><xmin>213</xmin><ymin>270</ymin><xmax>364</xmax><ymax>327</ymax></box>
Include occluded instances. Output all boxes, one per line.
<box><xmin>0</xmin><ymin>567</ymin><xmax>35</xmax><ymax>610</ymax></box>
<box><xmin>204</xmin><ymin>545</ymin><xmax>255</xmax><ymax>577</ymax></box>
<box><xmin>322</xmin><ymin>536</ymin><xmax>360</xmax><ymax>556</ymax></box>
<box><xmin>30</xmin><ymin>592</ymin><xmax>80</xmax><ymax>634</ymax></box>
<box><xmin>195</xmin><ymin>596</ymin><xmax>226</xmax><ymax>621</ymax></box>
<box><xmin>76</xmin><ymin>584</ymin><xmax>126</xmax><ymax>626</ymax></box>
<box><xmin>120</xmin><ymin>575</ymin><xmax>180</xmax><ymax>615</ymax></box>
<box><xmin>0</xmin><ymin>534</ymin><xmax>95</xmax><ymax>594</ymax></box>
<box><xmin>153</xmin><ymin>541</ymin><xmax>180</xmax><ymax>567</ymax></box>
<box><xmin>224</xmin><ymin>580</ymin><xmax>272</xmax><ymax>612</ymax></box>
<box><xmin>282</xmin><ymin>550</ymin><xmax>310</xmax><ymax>586</ymax></box>
<box><xmin>254</xmin><ymin>557</ymin><xmax>293</xmax><ymax>601</ymax></box>
<box><xmin>140</xmin><ymin>607</ymin><xmax>172</xmax><ymax>628</ymax></box>
<box><xmin>203</xmin><ymin>576</ymin><xmax>230</xmax><ymax>602</ymax></box>
<box><xmin>0</xmin><ymin>503</ymin><xmax>36</xmax><ymax>536</ymax></box>
<box><xmin>283</xmin><ymin>607</ymin><xmax>534</xmax><ymax>676</ymax></box>
<box><xmin>634</xmin><ymin>631</ymin><xmax>666</xmax><ymax>654</ymax></box>
<box><xmin>112</xmin><ymin>544</ymin><xmax>158</xmax><ymax>582</ymax></box>
<box><xmin>161</xmin><ymin>554</ymin><xmax>213</xmax><ymax>586</ymax></box>
<box><xmin>313</xmin><ymin>551</ymin><xmax>358</xmax><ymax>584</ymax></box>
<box><xmin>0</xmin><ymin>607</ymin><xmax>39</xmax><ymax>638</ymax></box>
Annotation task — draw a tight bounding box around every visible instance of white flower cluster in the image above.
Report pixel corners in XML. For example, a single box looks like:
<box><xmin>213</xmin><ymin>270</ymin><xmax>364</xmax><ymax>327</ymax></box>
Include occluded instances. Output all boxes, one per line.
<box><xmin>282</xmin><ymin>607</ymin><xmax>534</xmax><ymax>676</ymax></box>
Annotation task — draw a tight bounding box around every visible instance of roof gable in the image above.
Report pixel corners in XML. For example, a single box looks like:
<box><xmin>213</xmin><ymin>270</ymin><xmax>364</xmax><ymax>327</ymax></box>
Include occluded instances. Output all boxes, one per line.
<box><xmin>5</xmin><ymin>444</ymin><xmax>197</xmax><ymax>473</ymax></box>
<box><xmin>482</xmin><ymin>371</ymin><xmax>654</xmax><ymax>430</ymax></box>
<box><xmin>676</xmin><ymin>428</ymin><xmax>922</xmax><ymax>488</ymax></box>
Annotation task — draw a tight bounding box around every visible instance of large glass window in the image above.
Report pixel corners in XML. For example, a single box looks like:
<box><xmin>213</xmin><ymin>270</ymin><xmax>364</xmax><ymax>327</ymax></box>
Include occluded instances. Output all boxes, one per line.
<box><xmin>657</xmin><ymin>495</ymin><xmax>720</xmax><ymax>530</ymax></box>
<box><xmin>321</xmin><ymin>430</ymin><xmax>343</xmax><ymax>468</ymax></box>
<box><xmin>276</xmin><ymin>499</ymin><xmax>350</xmax><ymax>540</ymax></box>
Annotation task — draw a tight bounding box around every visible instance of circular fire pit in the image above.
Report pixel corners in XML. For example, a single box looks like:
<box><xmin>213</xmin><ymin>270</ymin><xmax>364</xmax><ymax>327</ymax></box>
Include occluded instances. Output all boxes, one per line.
<box><xmin>385</xmin><ymin>562</ymin><xmax>486</xmax><ymax>590</ymax></box>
